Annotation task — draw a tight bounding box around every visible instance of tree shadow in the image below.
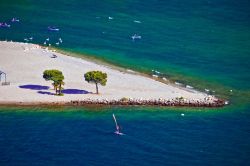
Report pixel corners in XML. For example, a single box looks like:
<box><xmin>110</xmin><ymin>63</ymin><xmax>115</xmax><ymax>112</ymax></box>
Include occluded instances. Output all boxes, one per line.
<box><xmin>37</xmin><ymin>91</ymin><xmax>54</xmax><ymax>95</ymax></box>
<box><xmin>19</xmin><ymin>84</ymin><xmax>50</xmax><ymax>90</ymax></box>
<box><xmin>62</xmin><ymin>89</ymin><xmax>91</xmax><ymax>94</ymax></box>
<box><xmin>19</xmin><ymin>85</ymin><xmax>90</xmax><ymax>95</ymax></box>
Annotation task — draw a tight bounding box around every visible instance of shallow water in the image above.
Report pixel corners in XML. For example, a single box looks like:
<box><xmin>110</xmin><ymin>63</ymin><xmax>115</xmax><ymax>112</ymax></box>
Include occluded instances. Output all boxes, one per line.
<box><xmin>1</xmin><ymin>0</ymin><xmax>250</xmax><ymax>91</ymax></box>
<box><xmin>0</xmin><ymin>0</ymin><xmax>250</xmax><ymax>165</ymax></box>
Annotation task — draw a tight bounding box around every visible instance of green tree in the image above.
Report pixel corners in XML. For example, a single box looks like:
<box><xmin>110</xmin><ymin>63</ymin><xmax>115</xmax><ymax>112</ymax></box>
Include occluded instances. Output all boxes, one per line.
<box><xmin>84</xmin><ymin>71</ymin><xmax>107</xmax><ymax>94</ymax></box>
<box><xmin>43</xmin><ymin>69</ymin><xmax>65</xmax><ymax>95</ymax></box>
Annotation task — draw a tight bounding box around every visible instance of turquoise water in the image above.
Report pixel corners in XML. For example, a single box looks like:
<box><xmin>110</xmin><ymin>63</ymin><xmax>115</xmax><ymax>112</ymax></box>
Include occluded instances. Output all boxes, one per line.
<box><xmin>1</xmin><ymin>0</ymin><xmax>250</xmax><ymax>91</ymax></box>
<box><xmin>0</xmin><ymin>0</ymin><xmax>250</xmax><ymax>165</ymax></box>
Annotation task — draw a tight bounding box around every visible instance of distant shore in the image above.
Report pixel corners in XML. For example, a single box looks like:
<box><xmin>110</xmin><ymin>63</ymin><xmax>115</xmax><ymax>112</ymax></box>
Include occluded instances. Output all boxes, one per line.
<box><xmin>0</xmin><ymin>41</ymin><xmax>226</xmax><ymax>107</ymax></box>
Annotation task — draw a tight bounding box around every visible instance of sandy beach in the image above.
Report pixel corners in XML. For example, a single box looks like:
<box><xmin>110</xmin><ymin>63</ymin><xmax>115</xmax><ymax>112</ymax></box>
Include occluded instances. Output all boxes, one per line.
<box><xmin>0</xmin><ymin>41</ymin><xmax>220</xmax><ymax>106</ymax></box>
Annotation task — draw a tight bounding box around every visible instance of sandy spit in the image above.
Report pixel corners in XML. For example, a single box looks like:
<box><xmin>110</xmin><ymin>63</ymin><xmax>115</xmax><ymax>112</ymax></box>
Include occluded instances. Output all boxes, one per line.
<box><xmin>0</xmin><ymin>41</ymin><xmax>218</xmax><ymax>106</ymax></box>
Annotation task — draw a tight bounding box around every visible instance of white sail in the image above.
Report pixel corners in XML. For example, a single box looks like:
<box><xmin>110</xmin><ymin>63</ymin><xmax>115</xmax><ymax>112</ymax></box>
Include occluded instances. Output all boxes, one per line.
<box><xmin>112</xmin><ymin>114</ymin><xmax>119</xmax><ymax>131</ymax></box>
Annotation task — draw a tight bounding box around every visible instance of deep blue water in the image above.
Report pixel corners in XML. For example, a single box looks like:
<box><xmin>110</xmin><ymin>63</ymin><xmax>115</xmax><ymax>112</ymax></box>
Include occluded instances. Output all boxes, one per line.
<box><xmin>0</xmin><ymin>106</ymin><xmax>250</xmax><ymax>166</ymax></box>
<box><xmin>0</xmin><ymin>0</ymin><xmax>250</xmax><ymax>165</ymax></box>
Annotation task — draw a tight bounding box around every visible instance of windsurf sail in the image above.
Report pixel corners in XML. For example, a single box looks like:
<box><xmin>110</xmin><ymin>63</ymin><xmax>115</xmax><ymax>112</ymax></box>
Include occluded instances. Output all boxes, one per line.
<box><xmin>113</xmin><ymin>114</ymin><xmax>120</xmax><ymax>132</ymax></box>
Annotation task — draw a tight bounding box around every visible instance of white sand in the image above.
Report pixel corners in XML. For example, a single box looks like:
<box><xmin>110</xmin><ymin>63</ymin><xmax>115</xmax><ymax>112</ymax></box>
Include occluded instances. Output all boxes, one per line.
<box><xmin>0</xmin><ymin>41</ymin><xmax>211</xmax><ymax>104</ymax></box>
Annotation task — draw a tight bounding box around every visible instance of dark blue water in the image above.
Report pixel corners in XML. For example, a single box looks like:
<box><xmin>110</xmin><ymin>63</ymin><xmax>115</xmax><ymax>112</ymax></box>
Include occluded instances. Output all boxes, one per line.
<box><xmin>1</xmin><ymin>0</ymin><xmax>250</xmax><ymax>165</ymax></box>
<box><xmin>0</xmin><ymin>106</ymin><xmax>250</xmax><ymax>166</ymax></box>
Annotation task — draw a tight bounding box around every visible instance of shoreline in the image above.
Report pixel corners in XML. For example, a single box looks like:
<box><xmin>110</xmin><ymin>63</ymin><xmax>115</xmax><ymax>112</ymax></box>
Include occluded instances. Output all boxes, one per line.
<box><xmin>49</xmin><ymin>46</ymin><xmax>173</xmax><ymax>85</ymax></box>
<box><xmin>40</xmin><ymin>46</ymin><xmax>229</xmax><ymax>100</ymax></box>
<box><xmin>43</xmin><ymin>46</ymin><xmax>211</xmax><ymax>96</ymax></box>
<box><xmin>0</xmin><ymin>41</ymin><xmax>226</xmax><ymax>108</ymax></box>
<box><xmin>0</xmin><ymin>98</ymin><xmax>226</xmax><ymax>107</ymax></box>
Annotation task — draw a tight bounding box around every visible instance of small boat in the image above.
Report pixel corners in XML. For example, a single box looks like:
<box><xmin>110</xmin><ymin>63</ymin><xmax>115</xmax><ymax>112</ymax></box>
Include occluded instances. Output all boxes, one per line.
<box><xmin>59</xmin><ymin>38</ymin><xmax>63</xmax><ymax>43</ymax></box>
<box><xmin>0</xmin><ymin>22</ymin><xmax>10</xmax><ymax>28</ymax></box>
<box><xmin>131</xmin><ymin>34</ymin><xmax>141</xmax><ymax>40</ymax></box>
<box><xmin>108</xmin><ymin>16</ymin><xmax>113</xmax><ymax>20</ymax></box>
<box><xmin>11</xmin><ymin>18</ymin><xmax>20</xmax><ymax>22</ymax></box>
<box><xmin>133</xmin><ymin>20</ymin><xmax>141</xmax><ymax>23</ymax></box>
<box><xmin>155</xmin><ymin>70</ymin><xmax>160</xmax><ymax>74</ymax></box>
<box><xmin>48</xmin><ymin>26</ymin><xmax>60</xmax><ymax>31</ymax></box>
<box><xmin>113</xmin><ymin>114</ymin><xmax>125</xmax><ymax>135</ymax></box>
